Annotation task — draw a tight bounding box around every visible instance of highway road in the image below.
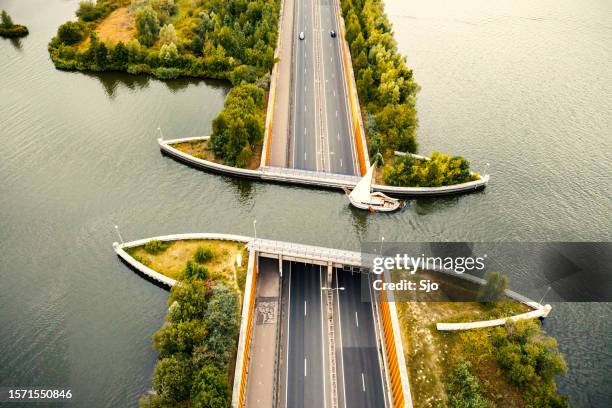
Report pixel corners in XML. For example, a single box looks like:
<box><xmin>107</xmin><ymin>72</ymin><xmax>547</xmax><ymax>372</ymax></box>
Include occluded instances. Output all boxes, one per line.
<box><xmin>283</xmin><ymin>261</ymin><xmax>329</xmax><ymax>408</ymax></box>
<box><xmin>334</xmin><ymin>267</ymin><xmax>386</xmax><ymax>408</ymax></box>
<box><xmin>292</xmin><ymin>0</ymin><xmax>357</xmax><ymax>175</ymax></box>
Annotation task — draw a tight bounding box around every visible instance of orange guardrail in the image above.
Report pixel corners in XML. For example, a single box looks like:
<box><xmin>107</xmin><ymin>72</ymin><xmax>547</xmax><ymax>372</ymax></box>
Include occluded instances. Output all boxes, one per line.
<box><xmin>265</xmin><ymin>82</ymin><xmax>275</xmax><ymax>166</ymax></box>
<box><xmin>379</xmin><ymin>291</ymin><xmax>405</xmax><ymax>408</ymax></box>
<box><xmin>238</xmin><ymin>257</ymin><xmax>258</xmax><ymax>407</ymax></box>
<box><xmin>338</xmin><ymin>12</ymin><xmax>367</xmax><ymax>176</ymax></box>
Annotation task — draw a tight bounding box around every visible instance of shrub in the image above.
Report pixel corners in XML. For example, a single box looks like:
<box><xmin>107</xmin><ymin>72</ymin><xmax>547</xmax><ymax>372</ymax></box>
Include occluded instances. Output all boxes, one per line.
<box><xmin>477</xmin><ymin>272</ymin><xmax>508</xmax><ymax>304</ymax></box>
<box><xmin>144</xmin><ymin>239</ymin><xmax>171</xmax><ymax>254</ymax></box>
<box><xmin>492</xmin><ymin>320</ymin><xmax>569</xmax><ymax>406</ymax></box>
<box><xmin>446</xmin><ymin>359</ymin><xmax>494</xmax><ymax>408</ymax></box>
<box><xmin>154</xmin><ymin>67</ymin><xmax>181</xmax><ymax>79</ymax></box>
<box><xmin>57</xmin><ymin>21</ymin><xmax>85</xmax><ymax>45</ymax></box>
<box><xmin>184</xmin><ymin>260</ymin><xmax>208</xmax><ymax>280</ymax></box>
<box><xmin>1</xmin><ymin>10</ymin><xmax>14</xmax><ymax>28</ymax></box>
<box><xmin>194</xmin><ymin>246</ymin><xmax>214</xmax><ymax>264</ymax></box>
<box><xmin>76</xmin><ymin>1</ymin><xmax>103</xmax><ymax>22</ymax></box>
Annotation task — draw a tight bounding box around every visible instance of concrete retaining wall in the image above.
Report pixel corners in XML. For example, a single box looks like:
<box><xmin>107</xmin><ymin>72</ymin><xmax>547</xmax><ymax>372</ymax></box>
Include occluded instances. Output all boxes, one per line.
<box><xmin>159</xmin><ymin>137</ymin><xmax>490</xmax><ymax>197</ymax></box>
<box><xmin>436</xmin><ymin>305</ymin><xmax>552</xmax><ymax>331</ymax></box>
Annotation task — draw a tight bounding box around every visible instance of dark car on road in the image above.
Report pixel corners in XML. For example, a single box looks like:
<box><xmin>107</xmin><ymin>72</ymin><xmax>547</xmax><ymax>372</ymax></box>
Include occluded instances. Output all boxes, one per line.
<box><xmin>330</xmin><ymin>30</ymin><xmax>337</xmax><ymax>38</ymax></box>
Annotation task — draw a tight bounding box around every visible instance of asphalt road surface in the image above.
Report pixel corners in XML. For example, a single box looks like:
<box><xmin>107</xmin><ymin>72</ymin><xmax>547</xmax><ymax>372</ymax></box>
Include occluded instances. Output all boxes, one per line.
<box><xmin>292</xmin><ymin>0</ymin><xmax>357</xmax><ymax>175</ymax></box>
<box><xmin>284</xmin><ymin>261</ymin><xmax>329</xmax><ymax>408</ymax></box>
<box><xmin>334</xmin><ymin>267</ymin><xmax>386</xmax><ymax>408</ymax></box>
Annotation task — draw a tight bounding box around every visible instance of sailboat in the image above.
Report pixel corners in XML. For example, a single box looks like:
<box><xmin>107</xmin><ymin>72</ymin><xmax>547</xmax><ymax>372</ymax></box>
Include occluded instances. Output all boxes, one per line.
<box><xmin>344</xmin><ymin>163</ymin><xmax>401</xmax><ymax>212</ymax></box>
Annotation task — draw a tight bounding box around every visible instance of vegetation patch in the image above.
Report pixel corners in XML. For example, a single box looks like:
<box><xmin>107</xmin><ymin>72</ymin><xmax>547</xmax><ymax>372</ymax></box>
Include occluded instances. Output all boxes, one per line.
<box><xmin>173</xmin><ymin>135</ymin><xmax>262</xmax><ymax>170</ymax></box>
<box><xmin>384</xmin><ymin>152</ymin><xmax>479</xmax><ymax>187</ymax></box>
<box><xmin>0</xmin><ymin>10</ymin><xmax>29</xmax><ymax>38</ymax></box>
<box><xmin>395</xmin><ymin>272</ymin><xmax>568</xmax><ymax>407</ymax></box>
<box><xmin>340</xmin><ymin>0</ymin><xmax>479</xmax><ymax>186</ymax></box>
<box><xmin>130</xmin><ymin>239</ymin><xmax>250</xmax><ymax>407</ymax></box>
<box><xmin>126</xmin><ymin>239</ymin><xmax>248</xmax><ymax>292</ymax></box>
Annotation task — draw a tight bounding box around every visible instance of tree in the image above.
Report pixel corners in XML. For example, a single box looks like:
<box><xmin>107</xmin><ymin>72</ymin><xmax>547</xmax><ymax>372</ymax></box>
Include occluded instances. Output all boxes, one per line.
<box><xmin>153</xmin><ymin>320</ymin><xmax>207</xmax><ymax>357</ymax></box>
<box><xmin>477</xmin><ymin>272</ymin><xmax>508</xmax><ymax>303</ymax></box>
<box><xmin>159</xmin><ymin>24</ymin><xmax>178</xmax><ymax>46</ymax></box>
<box><xmin>374</xmin><ymin>103</ymin><xmax>417</xmax><ymax>153</ymax></box>
<box><xmin>127</xmin><ymin>39</ymin><xmax>143</xmax><ymax>63</ymax></box>
<box><xmin>167</xmin><ymin>281</ymin><xmax>210</xmax><ymax>322</ymax></box>
<box><xmin>76</xmin><ymin>1</ymin><xmax>102</xmax><ymax>22</ymax></box>
<box><xmin>136</xmin><ymin>6</ymin><xmax>160</xmax><ymax>47</ymax></box>
<box><xmin>159</xmin><ymin>42</ymin><xmax>179</xmax><ymax>66</ymax></box>
<box><xmin>94</xmin><ymin>41</ymin><xmax>108</xmax><ymax>68</ymax></box>
<box><xmin>112</xmin><ymin>42</ymin><xmax>129</xmax><ymax>69</ymax></box>
<box><xmin>190</xmin><ymin>365</ymin><xmax>230</xmax><ymax>408</ymax></box>
<box><xmin>1</xmin><ymin>10</ymin><xmax>14</xmax><ymax>28</ymax></box>
<box><xmin>57</xmin><ymin>21</ymin><xmax>84</xmax><ymax>45</ymax></box>
<box><xmin>152</xmin><ymin>356</ymin><xmax>193</xmax><ymax>404</ymax></box>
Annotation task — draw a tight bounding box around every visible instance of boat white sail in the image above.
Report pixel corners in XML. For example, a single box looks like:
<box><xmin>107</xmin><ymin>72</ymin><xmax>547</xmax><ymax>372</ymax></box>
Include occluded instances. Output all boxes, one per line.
<box><xmin>349</xmin><ymin>163</ymin><xmax>375</xmax><ymax>202</ymax></box>
<box><xmin>346</xmin><ymin>163</ymin><xmax>402</xmax><ymax>212</ymax></box>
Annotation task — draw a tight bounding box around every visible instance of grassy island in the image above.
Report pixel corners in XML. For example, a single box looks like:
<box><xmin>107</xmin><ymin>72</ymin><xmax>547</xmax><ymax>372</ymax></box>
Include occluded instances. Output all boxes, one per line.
<box><xmin>49</xmin><ymin>0</ymin><xmax>280</xmax><ymax>168</ymax></box>
<box><xmin>395</xmin><ymin>271</ymin><xmax>568</xmax><ymax>407</ymax></box>
<box><xmin>340</xmin><ymin>0</ymin><xmax>480</xmax><ymax>187</ymax></box>
<box><xmin>0</xmin><ymin>10</ymin><xmax>29</xmax><ymax>38</ymax></box>
<box><xmin>126</xmin><ymin>239</ymin><xmax>248</xmax><ymax>407</ymax></box>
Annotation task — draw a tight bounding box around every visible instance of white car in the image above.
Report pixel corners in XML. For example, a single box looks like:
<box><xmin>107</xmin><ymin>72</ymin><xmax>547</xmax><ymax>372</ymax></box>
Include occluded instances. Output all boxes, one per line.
<box><xmin>299</xmin><ymin>31</ymin><xmax>305</xmax><ymax>40</ymax></box>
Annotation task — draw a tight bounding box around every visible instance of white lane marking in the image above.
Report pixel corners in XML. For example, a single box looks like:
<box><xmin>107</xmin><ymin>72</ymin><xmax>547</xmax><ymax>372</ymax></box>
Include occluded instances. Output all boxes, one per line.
<box><xmin>337</xmin><ymin>132</ymin><xmax>340</xmax><ymax>141</ymax></box>
<box><xmin>305</xmin><ymin>152</ymin><xmax>307</xmax><ymax>161</ymax></box>
<box><xmin>305</xmin><ymin>127</ymin><xmax>307</xmax><ymax>134</ymax></box>
<box><xmin>305</xmin><ymin>301</ymin><xmax>307</xmax><ymax>316</ymax></box>
<box><xmin>333</xmin><ymin>90</ymin><xmax>336</xmax><ymax>97</ymax></box>
<box><xmin>305</xmin><ymin>358</ymin><xmax>308</xmax><ymax>377</ymax></box>
<box><xmin>362</xmin><ymin>373</ymin><xmax>366</xmax><ymax>392</ymax></box>
<box><xmin>319</xmin><ymin>266</ymin><xmax>328</xmax><ymax>408</ymax></box>
<box><xmin>336</xmin><ymin>110</ymin><xmax>338</xmax><ymax>117</ymax></box>
<box><xmin>340</xmin><ymin>159</ymin><xmax>343</xmax><ymax>167</ymax></box>
<box><xmin>305</xmin><ymin>86</ymin><xmax>307</xmax><ymax>92</ymax></box>
<box><xmin>305</xmin><ymin>105</ymin><xmax>307</xmax><ymax>112</ymax></box>
<box><xmin>335</xmin><ymin>268</ymin><xmax>348</xmax><ymax>408</ymax></box>
<box><xmin>355</xmin><ymin>311</ymin><xmax>359</xmax><ymax>327</ymax></box>
<box><xmin>284</xmin><ymin>262</ymin><xmax>292</xmax><ymax>408</ymax></box>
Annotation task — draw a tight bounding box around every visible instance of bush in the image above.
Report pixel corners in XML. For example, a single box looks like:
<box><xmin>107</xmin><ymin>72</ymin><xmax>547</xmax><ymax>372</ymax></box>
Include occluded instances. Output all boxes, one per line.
<box><xmin>446</xmin><ymin>359</ymin><xmax>494</xmax><ymax>408</ymax></box>
<box><xmin>194</xmin><ymin>246</ymin><xmax>214</xmax><ymax>264</ymax></box>
<box><xmin>184</xmin><ymin>260</ymin><xmax>209</xmax><ymax>281</ymax></box>
<box><xmin>76</xmin><ymin>1</ymin><xmax>103</xmax><ymax>22</ymax></box>
<box><xmin>144</xmin><ymin>240</ymin><xmax>171</xmax><ymax>254</ymax></box>
<box><xmin>477</xmin><ymin>272</ymin><xmax>508</xmax><ymax>304</ymax></box>
<box><xmin>492</xmin><ymin>320</ymin><xmax>569</xmax><ymax>406</ymax></box>
<box><xmin>57</xmin><ymin>21</ymin><xmax>85</xmax><ymax>45</ymax></box>
<box><xmin>154</xmin><ymin>66</ymin><xmax>181</xmax><ymax>79</ymax></box>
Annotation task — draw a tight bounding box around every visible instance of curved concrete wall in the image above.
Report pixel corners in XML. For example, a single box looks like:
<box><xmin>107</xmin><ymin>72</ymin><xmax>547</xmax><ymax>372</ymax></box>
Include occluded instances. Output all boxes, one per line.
<box><xmin>159</xmin><ymin>137</ymin><xmax>490</xmax><ymax>197</ymax></box>
<box><xmin>436</xmin><ymin>304</ymin><xmax>552</xmax><ymax>331</ymax></box>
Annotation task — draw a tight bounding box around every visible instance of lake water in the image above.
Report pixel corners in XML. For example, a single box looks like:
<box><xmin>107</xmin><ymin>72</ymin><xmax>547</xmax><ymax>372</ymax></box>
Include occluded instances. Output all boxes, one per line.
<box><xmin>0</xmin><ymin>0</ymin><xmax>610</xmax><ymax>406</ymax></box>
